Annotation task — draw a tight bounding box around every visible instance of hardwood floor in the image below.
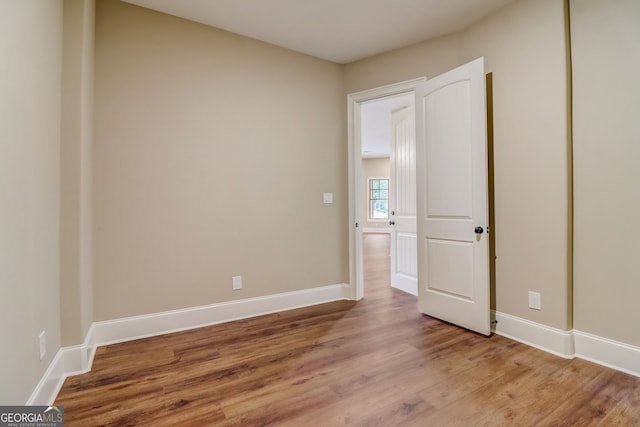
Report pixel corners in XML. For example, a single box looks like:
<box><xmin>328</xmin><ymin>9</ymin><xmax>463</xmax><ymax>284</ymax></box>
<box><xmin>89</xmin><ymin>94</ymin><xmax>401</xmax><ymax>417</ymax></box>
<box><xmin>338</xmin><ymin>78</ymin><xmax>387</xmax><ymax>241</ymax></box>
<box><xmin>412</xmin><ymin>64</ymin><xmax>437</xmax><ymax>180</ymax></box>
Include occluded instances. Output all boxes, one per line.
<box><xmin>56</xmin><ymin>233</ymin><xmax>640</xmax><ymax>426</ymax></box>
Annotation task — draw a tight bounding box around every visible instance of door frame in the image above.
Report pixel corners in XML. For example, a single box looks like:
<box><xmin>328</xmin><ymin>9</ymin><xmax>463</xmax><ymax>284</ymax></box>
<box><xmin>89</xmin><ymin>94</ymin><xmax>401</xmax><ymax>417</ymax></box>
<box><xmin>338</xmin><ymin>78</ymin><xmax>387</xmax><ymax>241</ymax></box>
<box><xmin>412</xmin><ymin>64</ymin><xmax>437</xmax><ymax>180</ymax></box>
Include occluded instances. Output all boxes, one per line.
<box><xmin>347</xmin><ymin>77</ymin><xmax>426</xmax><ymax>300</ymax></box>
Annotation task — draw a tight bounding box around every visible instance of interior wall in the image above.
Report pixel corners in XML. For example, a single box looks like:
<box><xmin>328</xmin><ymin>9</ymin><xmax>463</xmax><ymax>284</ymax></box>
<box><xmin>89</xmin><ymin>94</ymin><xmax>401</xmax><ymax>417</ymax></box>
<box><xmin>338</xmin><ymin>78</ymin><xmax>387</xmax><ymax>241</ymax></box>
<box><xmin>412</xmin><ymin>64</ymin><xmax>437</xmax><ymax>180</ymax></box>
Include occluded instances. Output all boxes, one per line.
<box><xmin>362</xmin><ymin>158</ymin><xmax>391</xmax><ymax>230</ymax></box>
<box><xmin>571</xmin><ymin>0</ymin><xmax>640</xmax><ymax>346</ymax></box>
<box><xmin>93</xmin><ymin>0</ymin><xmax>346</xmax><ymax>321</ymax></box>
<box><xmin>60</xmin><ymin>0</ymin><xmax>95</xmax><ymax>347</ymax></box>
<box><xmin>0</xmin><ymin>0</ymin><xmax>63</xmax><ymax>404</ymax></box>
<box><xmin>345</xmin><ymin>0</ymin><xmax>571</xmax><ymax>330</ymax></box>
<box><xmin>5</xmin><ymin>0</ymin><xmax>638</xmax><ymax>405</ymax></box>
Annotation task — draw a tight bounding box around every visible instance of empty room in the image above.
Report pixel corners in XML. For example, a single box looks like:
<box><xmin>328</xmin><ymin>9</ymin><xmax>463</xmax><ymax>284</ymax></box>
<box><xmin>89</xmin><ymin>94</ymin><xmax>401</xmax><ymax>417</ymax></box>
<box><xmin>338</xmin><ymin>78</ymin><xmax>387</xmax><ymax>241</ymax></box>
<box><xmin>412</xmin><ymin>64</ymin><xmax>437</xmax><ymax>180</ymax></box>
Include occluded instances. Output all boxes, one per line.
<box><xmin>1</xmin><ymin>0</ymin><xmax>639</xmax><ymax>425</ymax></box>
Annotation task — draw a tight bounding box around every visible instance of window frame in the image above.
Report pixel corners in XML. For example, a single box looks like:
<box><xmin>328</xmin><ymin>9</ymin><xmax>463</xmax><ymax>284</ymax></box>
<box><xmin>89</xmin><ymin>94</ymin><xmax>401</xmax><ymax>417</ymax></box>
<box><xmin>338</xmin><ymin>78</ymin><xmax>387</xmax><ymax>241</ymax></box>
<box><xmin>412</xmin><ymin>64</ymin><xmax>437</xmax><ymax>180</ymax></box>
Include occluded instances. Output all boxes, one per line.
<box><xmin>367</xmin><ymin>177</ymin><xmax>390</xmax><ymax>221</ymax></box>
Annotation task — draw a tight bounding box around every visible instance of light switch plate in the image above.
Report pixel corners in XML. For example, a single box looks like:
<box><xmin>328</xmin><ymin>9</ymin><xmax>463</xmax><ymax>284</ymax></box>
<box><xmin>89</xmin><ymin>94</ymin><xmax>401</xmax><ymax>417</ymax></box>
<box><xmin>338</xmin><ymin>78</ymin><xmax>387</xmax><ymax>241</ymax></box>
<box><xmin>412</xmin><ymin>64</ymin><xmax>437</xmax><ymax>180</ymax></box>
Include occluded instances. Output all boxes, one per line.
<box><xmin>323</xmin><ymin>193</ymin><xmax>333</xmax><ymax>204</ymax></box>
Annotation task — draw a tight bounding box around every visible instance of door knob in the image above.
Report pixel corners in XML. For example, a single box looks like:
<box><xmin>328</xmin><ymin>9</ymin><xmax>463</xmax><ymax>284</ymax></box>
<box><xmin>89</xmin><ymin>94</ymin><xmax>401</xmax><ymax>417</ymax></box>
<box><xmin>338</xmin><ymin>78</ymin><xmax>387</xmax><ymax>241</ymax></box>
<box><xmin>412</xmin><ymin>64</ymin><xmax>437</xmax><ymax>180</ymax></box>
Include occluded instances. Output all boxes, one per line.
<box><xmin>389</xmin><ymin>221</ymin><xmax>396</xmax><ymax>226</ymax></box>
<box><xmin>475</xmin><ymin>226</ymin><xmax>484</xmax><ymax>234</ymax></box>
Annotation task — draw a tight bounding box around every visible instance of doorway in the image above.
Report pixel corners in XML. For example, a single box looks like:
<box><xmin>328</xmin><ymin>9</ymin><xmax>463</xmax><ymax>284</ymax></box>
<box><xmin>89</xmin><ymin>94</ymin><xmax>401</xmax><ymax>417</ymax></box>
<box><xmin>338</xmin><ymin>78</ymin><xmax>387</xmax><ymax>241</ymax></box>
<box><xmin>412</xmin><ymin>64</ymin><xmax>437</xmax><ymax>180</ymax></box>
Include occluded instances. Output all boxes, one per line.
<box><xmin>348</xmin><ymin>58</ymin><xmax>491</xmax><ymax>336</ymax></box>
<box><xmin>347</xmin><ymin>78</ymin><xmax>425</xmax><ymax>300</ymax></box>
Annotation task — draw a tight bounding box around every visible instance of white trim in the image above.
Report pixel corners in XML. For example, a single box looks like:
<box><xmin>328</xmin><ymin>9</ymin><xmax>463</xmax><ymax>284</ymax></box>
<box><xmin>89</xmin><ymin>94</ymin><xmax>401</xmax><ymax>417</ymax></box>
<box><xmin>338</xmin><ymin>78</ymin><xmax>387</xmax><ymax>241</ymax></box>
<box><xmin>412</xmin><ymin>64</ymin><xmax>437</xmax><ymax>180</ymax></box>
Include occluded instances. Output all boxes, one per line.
<box><xmin>492</xmin><ymin>310</ymin><xmax>574</xmax><ymax>358</ymax></box>
<box><xmin>28</xmin><ymin>284</ymin><xmax>351</xmax><ymax>404</ymax></box>
<box><xmin>492</xmin><ymin>310</ymin><xmax>640</xmax><ymax>377</ymax></box>
<box><xmin>390</xmin><ymin>282</ymin><xmax>417</xmax><ymax>296</ymax></box>
<box><xmin>26</xmin><ymin>350</ymin><xmax>65</xmax><ymax>405</ymax></box>
<box><xmin>26</xmin><ymin>326</ymin><xmax>97</xmax><ymax>405</ymax></box>
<box><xmin>93</xmin><ymin>284</ymin><xmax>350</xmax><ymax>346</ymax></box>
<box><xmin>362</xmin><ymin>228</ymin><xmax>391</xmax><ymax>234</ymax></box>
<box><xmin>574</xmin><ymin>330</ymin><xmax>640</xmax><ymax>378</ymax></box>
<box><xmin>366</xmin><ymin>176</ymin><xmax>390</xmax><ymax>222</ymax></box>
<box><xmin>59</xmin><ymin>324</ymin><xmax>97</xmax><ymax>377</ymax></box>
<box><xmin>348</xmin><ymin>77</ymin><xmax>426</xmax><ymax>301</ymax></box>
<box><xmin>30</xmin><ymin>297</ymin><xmax>640</xmax><ymax>404</ymax></box>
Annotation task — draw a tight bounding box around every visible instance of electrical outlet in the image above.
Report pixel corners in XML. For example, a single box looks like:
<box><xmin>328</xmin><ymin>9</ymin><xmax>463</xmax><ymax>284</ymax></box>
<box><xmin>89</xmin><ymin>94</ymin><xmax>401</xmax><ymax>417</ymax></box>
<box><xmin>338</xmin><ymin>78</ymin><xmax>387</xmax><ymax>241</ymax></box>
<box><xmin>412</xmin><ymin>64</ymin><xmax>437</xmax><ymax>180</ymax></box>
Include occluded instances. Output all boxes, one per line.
<box><xmin>232</xmin><ymin>275</ymin><xmax>242</xmax><ymax>291</ymax></box>
<box><xmin>39</xmin><ymin>331</ymin><xmax>46</xmax><ymax>360</ymax></box>
<box><xmin>528</xmin><ymin>291</ymin><xmax>541</xmax><ymax>310</ymax></box>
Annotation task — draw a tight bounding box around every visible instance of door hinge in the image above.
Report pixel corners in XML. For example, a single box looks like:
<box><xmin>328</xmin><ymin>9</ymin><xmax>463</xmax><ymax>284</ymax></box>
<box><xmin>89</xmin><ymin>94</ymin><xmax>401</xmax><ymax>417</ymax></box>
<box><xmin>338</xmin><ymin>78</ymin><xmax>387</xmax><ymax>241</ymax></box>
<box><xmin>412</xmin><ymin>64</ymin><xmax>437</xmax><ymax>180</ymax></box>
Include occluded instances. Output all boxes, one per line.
<box><xmin>355</xmin><ymin>222</ymin><xmax>359</xmax><ymax>228</ymax></box>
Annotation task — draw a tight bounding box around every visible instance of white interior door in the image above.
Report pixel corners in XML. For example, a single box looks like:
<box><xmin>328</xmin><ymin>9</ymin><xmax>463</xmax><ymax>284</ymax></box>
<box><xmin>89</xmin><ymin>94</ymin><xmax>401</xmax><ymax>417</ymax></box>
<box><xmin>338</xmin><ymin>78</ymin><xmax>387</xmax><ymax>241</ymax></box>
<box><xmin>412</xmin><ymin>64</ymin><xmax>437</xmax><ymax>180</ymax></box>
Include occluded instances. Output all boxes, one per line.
<box><xmin>415</xmin><ymin>57</ymin><xmax>490</xmax><ymax>336</ymax></box>
<box><xmin>389</xmin><ymin>106</ymin><xmax>417</xmax><ymax>295</ymax></box>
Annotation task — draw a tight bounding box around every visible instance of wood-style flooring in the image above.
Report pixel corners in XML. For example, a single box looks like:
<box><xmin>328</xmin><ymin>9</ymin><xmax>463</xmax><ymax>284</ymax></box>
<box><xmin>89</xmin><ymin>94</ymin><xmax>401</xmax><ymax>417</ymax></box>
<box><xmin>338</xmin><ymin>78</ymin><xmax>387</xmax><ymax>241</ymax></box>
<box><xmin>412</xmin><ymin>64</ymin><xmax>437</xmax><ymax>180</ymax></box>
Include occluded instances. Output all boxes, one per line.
<box><xmin>56</xmin><ymin>233</ymin><xmax>640</xmax><ymax>426</ymax></box>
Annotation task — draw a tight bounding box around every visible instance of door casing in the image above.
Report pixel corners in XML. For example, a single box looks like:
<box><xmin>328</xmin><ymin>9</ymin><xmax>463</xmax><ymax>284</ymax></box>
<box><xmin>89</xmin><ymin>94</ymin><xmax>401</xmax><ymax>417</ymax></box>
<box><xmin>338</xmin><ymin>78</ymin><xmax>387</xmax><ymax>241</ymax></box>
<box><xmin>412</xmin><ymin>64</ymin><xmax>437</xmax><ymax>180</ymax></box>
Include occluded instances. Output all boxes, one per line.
<box><xmin>347</xmin><ymin>78</ymin><xmax>426</xmax><ymax>300</ymax></box>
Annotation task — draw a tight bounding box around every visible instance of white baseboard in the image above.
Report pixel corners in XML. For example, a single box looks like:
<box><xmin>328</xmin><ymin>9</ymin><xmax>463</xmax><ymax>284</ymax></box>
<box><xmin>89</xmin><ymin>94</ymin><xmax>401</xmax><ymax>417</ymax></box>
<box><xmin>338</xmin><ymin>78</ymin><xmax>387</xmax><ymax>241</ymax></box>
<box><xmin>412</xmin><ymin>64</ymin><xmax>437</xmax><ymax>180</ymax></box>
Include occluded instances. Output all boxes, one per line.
<box><xmin>26</xmin><ymin>325</ymin><xmax>97</xmax><ymax>405</ymax></box>
<box><xmin>493</xmin><ymin>310</ymin><xmax>640</xmax><ymax>377</ymax></box>
<box><xmin>31</xmin><ymin>289</ymin><xmax>639</xmax><ymax>405</ymax></box>
<box><xmin>390</xmin><ymin>282</ymin><xmax>417</xmax><ymax>296</ymax></box>
<box><xmin>26</xmin><ymin>350</ymin><xmax>65</xmax><ymax>406</ymax></box>
<box><xmin>28</xmin><ymin>283</ymin><xmax>351</xmax><ymax>404</ymax></box>
<box><xmin>574</xmin><ymin>330</ymin><xmax>640</xmax><ymax>377</ymax></box>
<box><xmin>362</xmin><ymin>228</ymin><xmax>391</xmax><ymax>233</ymax></box>
<box><xmin>492</xmin><ymin>310</ymin><xmax>574</xmax><ymax>358</ymax></box>
<box><xmin>93</xmin><ymin>283</ymin><xmax>350</xmax><ymax>346</ymax></box>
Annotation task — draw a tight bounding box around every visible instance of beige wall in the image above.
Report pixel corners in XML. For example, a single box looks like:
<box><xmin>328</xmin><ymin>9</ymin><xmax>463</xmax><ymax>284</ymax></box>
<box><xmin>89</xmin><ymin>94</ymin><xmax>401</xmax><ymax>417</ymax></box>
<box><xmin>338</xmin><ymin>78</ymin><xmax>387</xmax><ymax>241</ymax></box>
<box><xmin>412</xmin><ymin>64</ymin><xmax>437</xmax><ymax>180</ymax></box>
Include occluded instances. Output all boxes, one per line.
<box><xmin>0</xmin><ymin>0</ymin><xmax>63</xmax><ymax>404</ymax></box>
<box><xmin>571</xmin><ymin>0</ymin><xmax>640</xmax><ymax>346</ymax></box>
<box><xmin>93</xmin><ymin>0</ymin><xmax>346</xmax><ymax>320</ymax></box>
<box><xmin>362</xmin><ymin>158</ymin><xmax>391</xmax><ymax>230</ymax></box>
<box><xmin>5</xmin><ymin>0</ymin><xmax>640</xmax><ymax>404</ymax></box>
<box><xmin>61</xmin><ymin>0</ymin><xmax>95</xmax><ymax>347</ymax></box>
<box><xmin>345</xmin><ymin>0</ymin><xmax>572</xmax><ymax>329</ymax></box>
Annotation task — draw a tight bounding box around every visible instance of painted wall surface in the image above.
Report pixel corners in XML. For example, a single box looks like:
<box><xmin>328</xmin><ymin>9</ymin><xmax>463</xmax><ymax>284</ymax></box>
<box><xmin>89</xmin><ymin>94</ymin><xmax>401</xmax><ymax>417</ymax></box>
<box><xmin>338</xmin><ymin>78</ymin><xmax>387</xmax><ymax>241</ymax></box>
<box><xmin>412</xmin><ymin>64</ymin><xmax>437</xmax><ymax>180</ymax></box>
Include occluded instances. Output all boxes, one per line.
<box><xmin>362</xmin><ymin>158</ymin><xmax>391</xmax><ymax>230</ymax></box>
<box><xmin>0</xmin><ymin>0</ymin><xmax>63</xmax><ymax>404</ymax></box>
<box><xmin>345</xmin><ymin>0</ymin><xmax>572</xmax><ymax>330</ymax></box>
<box><xmin>93</xmin><ymin>0</ymin><xmax>346</xmax><ymax>320</ymax></box>
<box><xmin>571</xmin><ymin>0</ymin><xmax>640</xmax><ymax>346</ymax></box>
<box><xmin>60</xmin><ymin>0</ymin><xmax>95</xmax><ymax>347</ymax></box>
<box><xmin>7</xmin><ymin>0</ymin><xmax>640</xmax><ymax>405</ymax></box>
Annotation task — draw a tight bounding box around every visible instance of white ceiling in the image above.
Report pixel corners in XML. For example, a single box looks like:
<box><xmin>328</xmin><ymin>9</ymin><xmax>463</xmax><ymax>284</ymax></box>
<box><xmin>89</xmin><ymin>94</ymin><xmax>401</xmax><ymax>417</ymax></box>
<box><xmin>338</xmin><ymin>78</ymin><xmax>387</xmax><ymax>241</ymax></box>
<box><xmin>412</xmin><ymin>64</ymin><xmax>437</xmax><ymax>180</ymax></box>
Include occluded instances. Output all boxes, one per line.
<box><xmin>121</xmin><ymin>0</ymin><xmax>514</xmax><ymax>64</ymax></box>
<box><xmin>361</xmin><ymin>94</ymin><xmax>414</xmax><ymax>158</ymax></box>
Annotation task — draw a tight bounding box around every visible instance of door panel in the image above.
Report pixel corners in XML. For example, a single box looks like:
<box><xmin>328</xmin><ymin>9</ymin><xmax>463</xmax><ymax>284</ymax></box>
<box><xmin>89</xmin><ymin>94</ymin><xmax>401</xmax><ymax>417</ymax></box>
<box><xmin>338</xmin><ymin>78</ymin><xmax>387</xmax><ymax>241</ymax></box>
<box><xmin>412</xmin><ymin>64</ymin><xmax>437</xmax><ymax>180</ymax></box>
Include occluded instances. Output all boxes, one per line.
<box><xmin>390</xmin><ymin>106</ymin><xmax>417</xmax><ymax>295</ymax></box>
<box><xmin>416</xmin><ymin>57</ymin><xmax>490</xmax><ymax>336</ymax></box>
<box><xmin>425</xmin><ymin>239</ymin><xmax>474</xmax><ymax>299</ymax></box>
<box><xmin>396</xmin><ymin>232</ymin><xmax>417</xmax><ymax>281</ymax></box>
<box><xmin>425</xmin><ymin>80</ymin><xmax>473</xmax><ymax>218</ymax></box>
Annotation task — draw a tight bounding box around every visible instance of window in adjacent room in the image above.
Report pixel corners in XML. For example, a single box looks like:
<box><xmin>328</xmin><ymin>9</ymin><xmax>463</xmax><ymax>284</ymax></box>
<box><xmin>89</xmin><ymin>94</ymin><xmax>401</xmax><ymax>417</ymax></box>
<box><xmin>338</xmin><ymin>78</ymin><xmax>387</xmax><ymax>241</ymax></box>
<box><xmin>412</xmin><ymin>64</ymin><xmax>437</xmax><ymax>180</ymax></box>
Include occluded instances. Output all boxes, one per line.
<box><xmin>368</xmin><ymin>178</ymin><xmax>389</xmax><ymax>220</ymax></box>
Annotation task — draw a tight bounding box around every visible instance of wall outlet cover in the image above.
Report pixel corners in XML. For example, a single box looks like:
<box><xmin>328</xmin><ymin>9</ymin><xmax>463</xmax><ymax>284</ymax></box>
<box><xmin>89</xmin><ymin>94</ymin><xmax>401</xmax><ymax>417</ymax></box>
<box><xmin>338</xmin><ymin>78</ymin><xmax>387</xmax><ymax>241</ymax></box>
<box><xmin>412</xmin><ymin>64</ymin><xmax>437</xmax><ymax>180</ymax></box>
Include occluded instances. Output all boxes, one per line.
<box><xmin>232</xmin><ymin>275</ymin><xmax>242</xmax><ymax>291</ymax></box>
<box><xmin>528</xmin><ymin>291</ymin><xmax>541</xmax><ymax>310</ymax></box>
